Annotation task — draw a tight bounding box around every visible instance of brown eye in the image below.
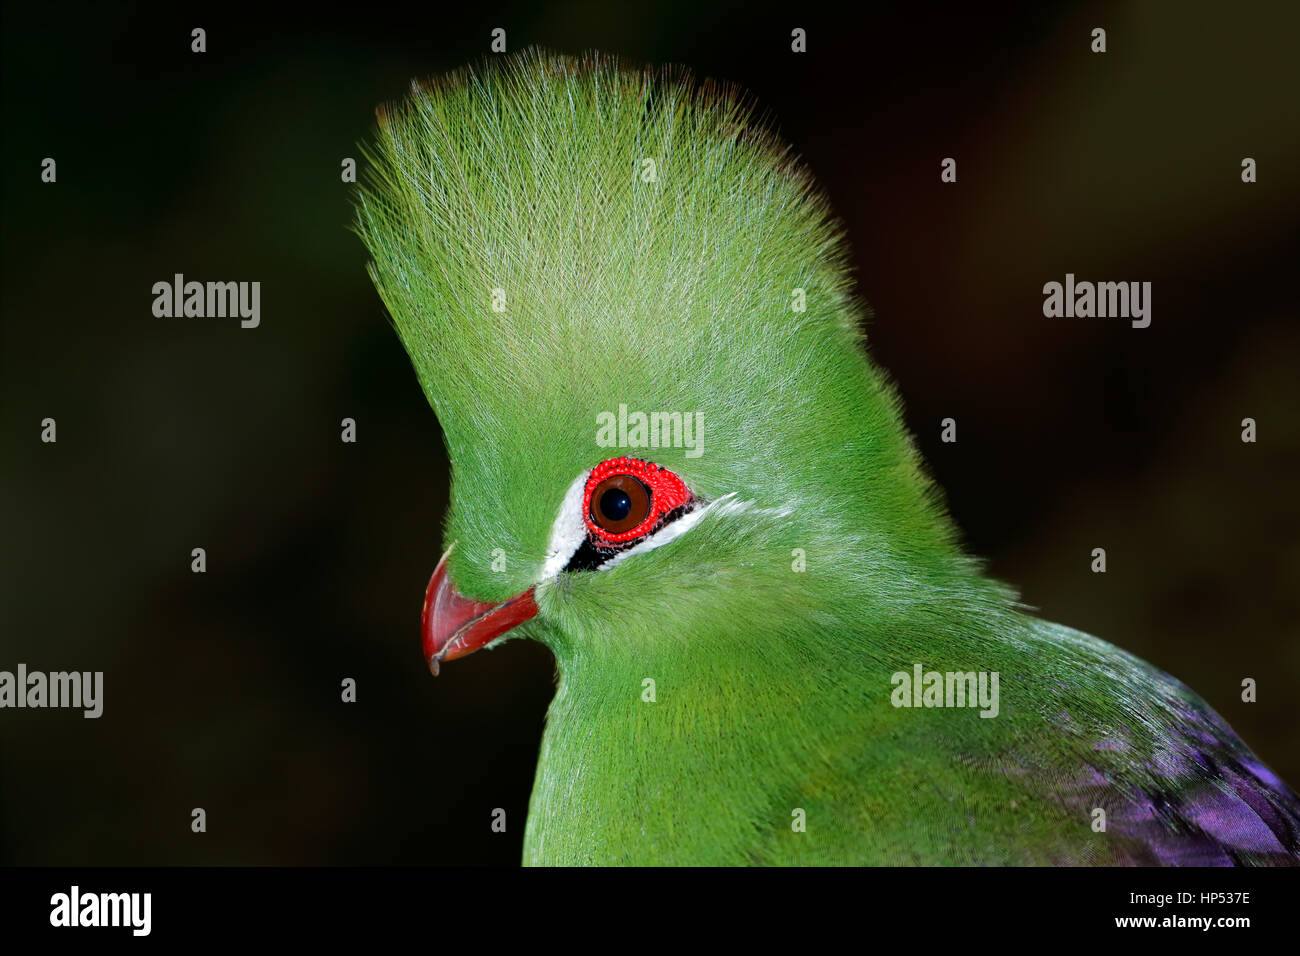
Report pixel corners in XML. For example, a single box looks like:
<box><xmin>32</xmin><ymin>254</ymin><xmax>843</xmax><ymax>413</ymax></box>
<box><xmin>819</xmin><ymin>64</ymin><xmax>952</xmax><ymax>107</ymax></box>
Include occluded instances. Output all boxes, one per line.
<box><xmin>588</xmin><ymin>474</ymin><xmax>651</xmax><ymax>535</ymax></box>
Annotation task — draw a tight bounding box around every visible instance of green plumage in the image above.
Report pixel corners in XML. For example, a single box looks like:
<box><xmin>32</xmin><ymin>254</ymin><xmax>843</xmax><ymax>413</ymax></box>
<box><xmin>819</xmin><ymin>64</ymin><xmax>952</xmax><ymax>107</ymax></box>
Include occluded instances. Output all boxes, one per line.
<box><xmin>357</xmin><ymin>49</ymin><xmax>1299</xmax><ymax>865</ymax></box>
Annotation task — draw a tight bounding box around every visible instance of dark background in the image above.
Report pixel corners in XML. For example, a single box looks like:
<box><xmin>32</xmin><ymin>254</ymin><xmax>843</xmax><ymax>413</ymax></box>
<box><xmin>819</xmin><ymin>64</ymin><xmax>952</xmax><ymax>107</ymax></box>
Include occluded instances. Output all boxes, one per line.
<box><xmin>1</xmin><ymin>1</ymin><xmax>1296</xmax><ymax>865</ymax></box>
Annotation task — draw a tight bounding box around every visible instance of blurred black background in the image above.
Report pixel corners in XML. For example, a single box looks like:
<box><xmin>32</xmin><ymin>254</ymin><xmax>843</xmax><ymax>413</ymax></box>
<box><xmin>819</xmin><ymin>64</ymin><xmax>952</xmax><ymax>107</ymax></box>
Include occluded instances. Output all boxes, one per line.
<box><xmin>1</xmin><ymin>1</ymin><xmax>1296</xmax><ymax>865</ymax></box>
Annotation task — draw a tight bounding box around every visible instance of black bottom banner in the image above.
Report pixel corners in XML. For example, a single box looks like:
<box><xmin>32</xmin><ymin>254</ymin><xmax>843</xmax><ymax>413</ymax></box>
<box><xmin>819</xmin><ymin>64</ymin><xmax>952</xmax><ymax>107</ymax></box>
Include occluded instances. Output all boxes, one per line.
<box><xmin>2</xmin><ymin>865</ymin><xmax>1293</xmax><ymax>942</ymax></box>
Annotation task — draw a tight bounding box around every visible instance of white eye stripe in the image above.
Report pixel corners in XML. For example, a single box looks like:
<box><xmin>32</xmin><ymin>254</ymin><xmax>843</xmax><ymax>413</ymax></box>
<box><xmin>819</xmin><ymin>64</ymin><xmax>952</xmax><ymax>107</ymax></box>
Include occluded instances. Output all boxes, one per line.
<box><xmin>599</xmin><ymin>493</ymin><xmax>737</xmax><ymax>569</ymax></box>
<box><xmin>539</xmin><ymin>470</ymin><xmax>590</xmax><ymax>581</ymax></box>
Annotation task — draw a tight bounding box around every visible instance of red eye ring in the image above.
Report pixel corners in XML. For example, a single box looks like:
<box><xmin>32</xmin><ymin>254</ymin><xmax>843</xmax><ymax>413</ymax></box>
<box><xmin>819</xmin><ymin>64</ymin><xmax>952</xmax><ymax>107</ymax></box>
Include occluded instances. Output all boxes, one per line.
<box><xmin>582</xmin><ymin>457</ymin><xmax>693</xmax><ymax>544</ymax></box>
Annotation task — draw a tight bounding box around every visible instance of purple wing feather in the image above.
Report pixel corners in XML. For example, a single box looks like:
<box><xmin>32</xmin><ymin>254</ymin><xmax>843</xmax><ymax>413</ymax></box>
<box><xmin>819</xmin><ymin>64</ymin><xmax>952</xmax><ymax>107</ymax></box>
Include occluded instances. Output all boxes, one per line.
<box><xmin>1004</xmin><ymin>623</ymin><xmax>1300</xmax><ymax>866</ymax></box>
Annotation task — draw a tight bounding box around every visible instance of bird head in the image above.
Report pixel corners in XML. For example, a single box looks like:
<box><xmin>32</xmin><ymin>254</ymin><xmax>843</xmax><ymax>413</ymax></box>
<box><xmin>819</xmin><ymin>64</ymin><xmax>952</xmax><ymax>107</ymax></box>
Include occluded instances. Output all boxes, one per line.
<box><xmin>357</xmin><ymin>49</ymin><xmax>965</xmax><ymax>680</ymax></box>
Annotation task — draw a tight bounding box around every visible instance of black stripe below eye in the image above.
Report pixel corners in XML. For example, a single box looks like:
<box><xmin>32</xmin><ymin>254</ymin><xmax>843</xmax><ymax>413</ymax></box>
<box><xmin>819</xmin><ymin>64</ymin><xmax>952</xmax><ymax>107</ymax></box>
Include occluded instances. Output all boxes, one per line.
<box><xmin>562</xmin><ymin>503</ymin><xmax>695</xmax><ymax>574</ymax></box>
<box><xmin>562</xmin><ymin>537</ymin><xmax>620</xmax><ymax>573</ymax></box>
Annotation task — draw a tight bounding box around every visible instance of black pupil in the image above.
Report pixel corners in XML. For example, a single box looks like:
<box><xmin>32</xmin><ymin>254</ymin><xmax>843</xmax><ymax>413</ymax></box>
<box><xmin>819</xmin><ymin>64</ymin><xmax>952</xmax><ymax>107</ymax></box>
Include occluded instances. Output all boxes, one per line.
<box><xmin>600</xmin><ymin>488</ymin><xmax>632</xmax><ymax>522</ymax></box>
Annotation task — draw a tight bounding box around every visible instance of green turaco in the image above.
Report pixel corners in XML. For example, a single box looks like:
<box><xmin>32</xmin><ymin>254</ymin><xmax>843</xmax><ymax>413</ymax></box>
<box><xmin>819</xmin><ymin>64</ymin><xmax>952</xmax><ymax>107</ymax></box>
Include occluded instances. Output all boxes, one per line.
<box><xmin>356</xmin><ymin>49</ymin><xmax>1299</xmax><ymax>865</ymax></box>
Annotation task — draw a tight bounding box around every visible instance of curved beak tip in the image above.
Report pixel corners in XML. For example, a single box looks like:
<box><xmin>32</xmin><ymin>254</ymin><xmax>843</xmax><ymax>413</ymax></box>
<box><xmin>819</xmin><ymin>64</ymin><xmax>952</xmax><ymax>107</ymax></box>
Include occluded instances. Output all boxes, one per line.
<box><xmin>420</xmin><ymin>547</ymin><xmax>539</xmax><ymax>676</ymax></box>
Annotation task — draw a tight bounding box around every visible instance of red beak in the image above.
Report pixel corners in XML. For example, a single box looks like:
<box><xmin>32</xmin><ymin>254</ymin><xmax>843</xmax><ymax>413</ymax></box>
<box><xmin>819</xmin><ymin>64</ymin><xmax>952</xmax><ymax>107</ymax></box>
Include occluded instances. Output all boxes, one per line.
<box><xmin>420</xmin><ymin>546</ymin><xmax>539</xmax><ymax>676</ymax></box>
